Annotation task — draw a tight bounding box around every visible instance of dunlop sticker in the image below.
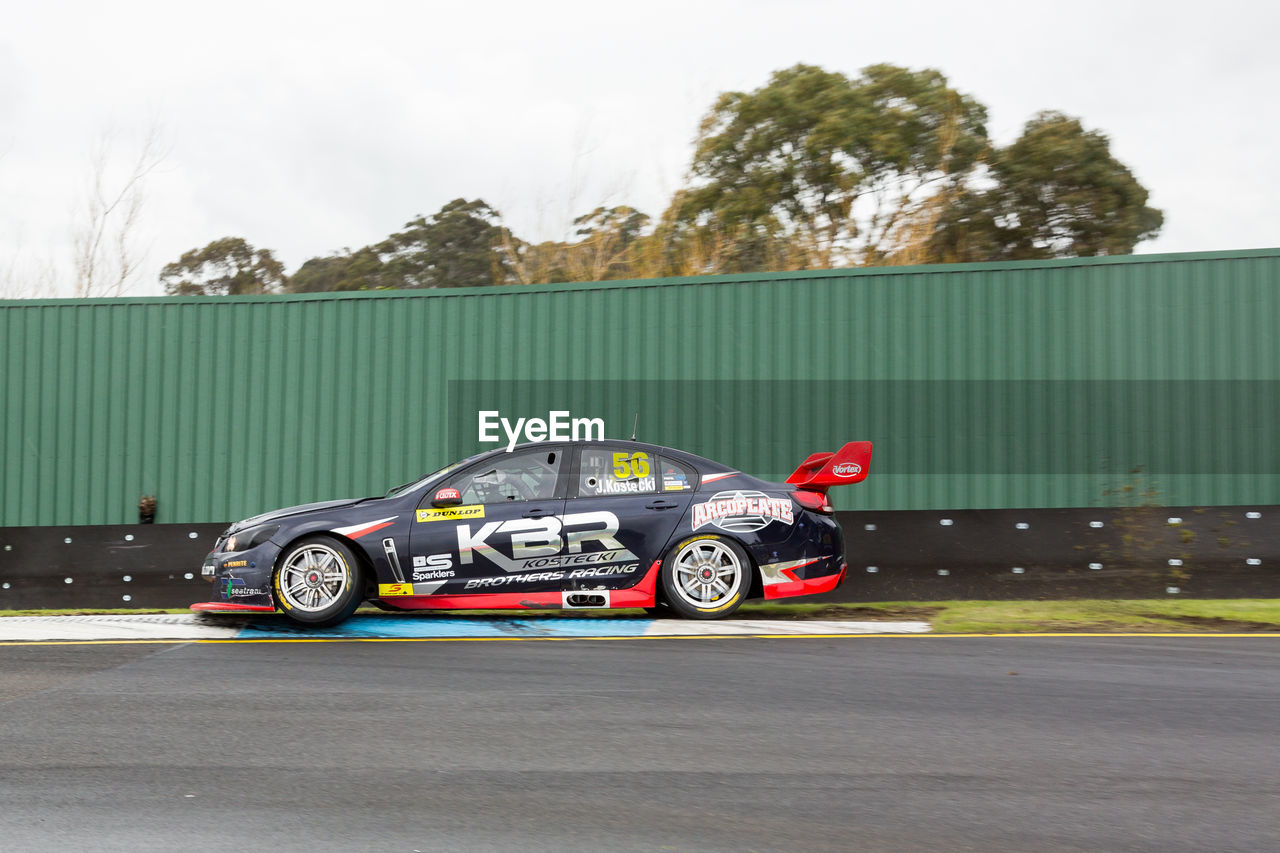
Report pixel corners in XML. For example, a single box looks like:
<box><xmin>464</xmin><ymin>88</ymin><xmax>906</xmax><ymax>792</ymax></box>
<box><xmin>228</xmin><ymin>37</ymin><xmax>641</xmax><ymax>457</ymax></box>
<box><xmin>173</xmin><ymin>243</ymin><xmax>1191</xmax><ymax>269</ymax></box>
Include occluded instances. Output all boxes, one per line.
<box><xmin>416</xmin><ymin>505</ymin><xmax>485</xmax><ymax>523</ymax></box>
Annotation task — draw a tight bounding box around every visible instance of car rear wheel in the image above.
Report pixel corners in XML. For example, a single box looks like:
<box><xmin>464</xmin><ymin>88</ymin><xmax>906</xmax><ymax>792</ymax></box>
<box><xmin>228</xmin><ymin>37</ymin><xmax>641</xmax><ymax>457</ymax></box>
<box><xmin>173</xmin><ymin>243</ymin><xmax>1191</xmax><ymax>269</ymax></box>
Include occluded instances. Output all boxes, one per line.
<box><xmin>273</xmin><ymin>536</ymin><xmax>363</xmax><ymax>627</ymax></box>
<box><xmin>660</xmin><ymin>535</ymin><xmax>750</xmax><ymax>619</ymax></box>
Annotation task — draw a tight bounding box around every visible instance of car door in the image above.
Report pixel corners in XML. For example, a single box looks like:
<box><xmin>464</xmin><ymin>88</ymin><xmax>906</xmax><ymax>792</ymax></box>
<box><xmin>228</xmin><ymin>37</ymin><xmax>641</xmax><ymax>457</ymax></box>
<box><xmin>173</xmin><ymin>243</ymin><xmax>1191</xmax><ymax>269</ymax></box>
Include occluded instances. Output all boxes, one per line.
<box><xmin>407</xmin><ymin>445</ymin><xmax>568</xmax><ymax>596</ymax></box>
<box><xmin>562</xmin><ymin>444</ymin><xmax>698</xmax><ymax>591</ymax></box>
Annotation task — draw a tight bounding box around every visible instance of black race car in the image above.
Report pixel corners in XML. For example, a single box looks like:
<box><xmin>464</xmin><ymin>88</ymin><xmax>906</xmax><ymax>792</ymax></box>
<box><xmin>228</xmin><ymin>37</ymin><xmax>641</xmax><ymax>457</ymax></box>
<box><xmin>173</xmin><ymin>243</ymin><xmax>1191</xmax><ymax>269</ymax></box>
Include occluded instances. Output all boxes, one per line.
<box><xmin>192</xmin><ymin>439</ymin><xmax>872</xmax><ymax>626</ymax></box>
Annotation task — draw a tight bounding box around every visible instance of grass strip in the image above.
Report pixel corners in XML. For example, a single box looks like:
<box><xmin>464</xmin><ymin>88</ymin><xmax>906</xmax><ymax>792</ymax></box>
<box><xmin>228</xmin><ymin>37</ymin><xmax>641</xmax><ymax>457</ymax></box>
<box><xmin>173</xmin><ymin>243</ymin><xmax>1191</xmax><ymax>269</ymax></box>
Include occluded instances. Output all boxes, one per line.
<box><xmin>740</xmin><ymin>599</ymin><xmax>1280</xmax><ymax>633</ymax></box>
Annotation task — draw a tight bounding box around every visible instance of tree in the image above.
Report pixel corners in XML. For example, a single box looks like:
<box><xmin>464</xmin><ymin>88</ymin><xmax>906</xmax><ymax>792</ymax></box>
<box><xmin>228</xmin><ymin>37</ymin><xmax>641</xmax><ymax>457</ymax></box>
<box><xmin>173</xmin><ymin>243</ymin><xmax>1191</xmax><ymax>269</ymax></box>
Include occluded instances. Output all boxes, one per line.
<box><xmin>71</xmin><ymin>124</ymin><xmax>165</xmax><ymax>297</ymax></box>
<box><xmin>160</xmin><ymin>238</ymin><xmax>285</xmax><ymax>296</ymax></box>
<box><xmin>1</xmin><ymin>123</ymin><xmax>163</xmax><ymax>299</ymax></box>
<box><xmin>376</xmin><ymin>198</ymin><xmax>512</xmax><ymax>288</ymax></box>
<box><xmin>567</xmin><ymin>206</ymin><xmax>650</xmax><ymax>280</ymax></box>
<box><xmin>927</xmin><ymin>112</ymin><xmax>1163</xmax><ymax>261</ymax></box>
<box><xmin>502</xmin><ymin>236</ymin><xmax>573</xmax><ymax>286</ymax></box>
<box><xmin>286</xmin><ymin>247</ymin><xmax>387</xmax><ymax>293</ymax></box>
<box><xmin>671</xmin><ymin>63</ymin><xmax>988</xmax><ymax>272</ymax></box>
<box><xmin>500</xmin><ymin>206</ymin><xmax>659</xmax><ymax>285</ymax></box>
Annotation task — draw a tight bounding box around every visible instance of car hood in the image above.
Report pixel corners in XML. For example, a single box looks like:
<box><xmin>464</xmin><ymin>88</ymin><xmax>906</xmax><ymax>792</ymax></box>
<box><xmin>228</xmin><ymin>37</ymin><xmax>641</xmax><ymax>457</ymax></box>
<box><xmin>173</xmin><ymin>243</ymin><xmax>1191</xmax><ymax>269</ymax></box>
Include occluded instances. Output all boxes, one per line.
<box><xmin>228</xmin><ymin>499</ymin><xmax>365</xmax><ymax>533</ymax></box>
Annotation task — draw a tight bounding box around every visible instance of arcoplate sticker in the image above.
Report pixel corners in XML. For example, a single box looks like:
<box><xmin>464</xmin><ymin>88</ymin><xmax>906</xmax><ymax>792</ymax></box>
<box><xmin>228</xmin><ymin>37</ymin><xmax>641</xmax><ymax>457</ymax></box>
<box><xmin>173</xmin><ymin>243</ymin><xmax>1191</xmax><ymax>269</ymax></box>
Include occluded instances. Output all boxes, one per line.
<box><xmin>416</xmin><ymin>505</ymin><xmax>485</xmax><ymax>523</ymax></box>
<box><xmin>691</xmin><ymin>490</ymin><xmax>794</xmax><ymax>533</ymax></box>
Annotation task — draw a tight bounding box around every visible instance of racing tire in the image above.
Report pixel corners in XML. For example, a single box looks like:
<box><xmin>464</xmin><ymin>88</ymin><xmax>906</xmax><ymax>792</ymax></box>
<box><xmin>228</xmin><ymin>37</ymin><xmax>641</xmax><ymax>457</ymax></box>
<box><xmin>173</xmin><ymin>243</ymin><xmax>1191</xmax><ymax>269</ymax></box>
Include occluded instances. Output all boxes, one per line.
<box><xmin>659</xmin><ymin>535</ymin><xmax>751</xmax><ymax>620</ymax></box>
<box><xmin>273</xmin><ymin>536</ymin><xmax>364</xmax><ymax>627</ymax></box>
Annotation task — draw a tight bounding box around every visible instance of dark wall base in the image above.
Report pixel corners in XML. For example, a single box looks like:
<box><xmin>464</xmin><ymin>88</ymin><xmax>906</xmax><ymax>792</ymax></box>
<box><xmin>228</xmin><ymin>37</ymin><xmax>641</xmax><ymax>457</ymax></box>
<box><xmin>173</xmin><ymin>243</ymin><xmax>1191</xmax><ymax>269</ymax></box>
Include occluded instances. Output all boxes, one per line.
<box><xmin>822</xmin><ymin>505</ymin><xmax>1279</xmax><ymax>601</ymax></box>
<box><xmin>0</xmin><ymin>524</ymin><xmax>225</xmax><ymax>610</ymax></box>
<box><xmin>0</xmin><ymin>506</ymin><xmax>1277</xmax><ymax>611</ymax></box>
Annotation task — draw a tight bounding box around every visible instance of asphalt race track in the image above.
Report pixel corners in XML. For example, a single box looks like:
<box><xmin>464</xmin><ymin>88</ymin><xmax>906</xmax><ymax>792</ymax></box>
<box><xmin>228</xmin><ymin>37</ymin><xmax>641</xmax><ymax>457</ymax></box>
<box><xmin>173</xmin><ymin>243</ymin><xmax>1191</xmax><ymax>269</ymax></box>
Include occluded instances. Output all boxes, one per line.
<box><xmin>1</xmin><ymin>636</ymin><xmax>1277</xmax><ymax>852</ymax></box>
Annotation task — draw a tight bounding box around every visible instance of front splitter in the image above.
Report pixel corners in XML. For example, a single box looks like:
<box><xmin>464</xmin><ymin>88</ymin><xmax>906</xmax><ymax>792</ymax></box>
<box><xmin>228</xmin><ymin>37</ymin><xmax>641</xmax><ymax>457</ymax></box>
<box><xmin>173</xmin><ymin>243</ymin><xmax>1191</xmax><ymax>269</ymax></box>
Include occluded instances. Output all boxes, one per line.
<box><xmin>191</xmin><ymin>602</ymin><xmax>275</xmax><ymax>613</ymax></box>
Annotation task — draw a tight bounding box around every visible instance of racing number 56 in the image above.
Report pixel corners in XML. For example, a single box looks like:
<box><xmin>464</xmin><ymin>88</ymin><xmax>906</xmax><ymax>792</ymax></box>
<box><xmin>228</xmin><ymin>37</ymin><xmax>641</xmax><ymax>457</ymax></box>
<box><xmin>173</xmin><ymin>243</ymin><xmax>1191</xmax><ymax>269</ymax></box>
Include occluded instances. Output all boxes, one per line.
<box><xmin>612</xmin><ymin>451</ymin><xmax>650</xmax><ymax>479</ymax></box>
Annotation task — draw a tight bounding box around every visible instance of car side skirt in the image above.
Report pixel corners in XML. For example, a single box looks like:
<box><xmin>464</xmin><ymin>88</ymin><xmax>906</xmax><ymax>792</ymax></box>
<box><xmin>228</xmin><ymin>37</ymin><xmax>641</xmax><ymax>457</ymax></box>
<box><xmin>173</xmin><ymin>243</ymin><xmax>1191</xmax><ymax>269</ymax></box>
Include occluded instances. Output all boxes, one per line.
<box><xmin>376</xmin><ymin>561</ymin><xmax>661</xmax><ymax>611</ymax></box>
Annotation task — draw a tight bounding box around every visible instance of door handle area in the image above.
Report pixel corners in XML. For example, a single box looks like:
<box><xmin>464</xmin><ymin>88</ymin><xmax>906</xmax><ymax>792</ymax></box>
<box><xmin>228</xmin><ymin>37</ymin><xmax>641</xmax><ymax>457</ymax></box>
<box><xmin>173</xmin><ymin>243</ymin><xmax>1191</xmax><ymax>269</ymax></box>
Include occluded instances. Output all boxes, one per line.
<box><xmin>522</xmin><ymin>507</ymin><xmax>551</xmax><ymax>518</ymax></box>
<box><xmin>645</xmin><ymin>500</ymin><xmax>680</xmax><ymax>510</ymax></box>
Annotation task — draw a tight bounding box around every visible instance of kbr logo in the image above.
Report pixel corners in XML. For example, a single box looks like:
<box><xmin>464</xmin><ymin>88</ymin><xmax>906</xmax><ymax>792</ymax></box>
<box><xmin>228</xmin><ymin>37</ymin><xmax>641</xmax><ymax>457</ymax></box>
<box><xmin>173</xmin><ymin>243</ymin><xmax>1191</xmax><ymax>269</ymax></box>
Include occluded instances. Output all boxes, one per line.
<box><xmin>832</xmin><ymin>462</ymin><xmax>862</xmax><ymax>478</ymax></box>
<box><xmin>456</xmin><ymin>510</ymin><xmax>635</xmax><ymax>572</ymax></box>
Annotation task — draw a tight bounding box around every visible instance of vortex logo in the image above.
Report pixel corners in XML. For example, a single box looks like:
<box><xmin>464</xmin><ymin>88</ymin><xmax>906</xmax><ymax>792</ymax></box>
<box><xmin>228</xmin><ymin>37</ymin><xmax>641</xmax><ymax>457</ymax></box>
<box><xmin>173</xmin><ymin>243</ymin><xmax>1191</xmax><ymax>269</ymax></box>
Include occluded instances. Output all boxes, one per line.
<box><xmin>832</xmin><ymin>463</ymin><xmax>862</xmax><ymax>478</ymax></box>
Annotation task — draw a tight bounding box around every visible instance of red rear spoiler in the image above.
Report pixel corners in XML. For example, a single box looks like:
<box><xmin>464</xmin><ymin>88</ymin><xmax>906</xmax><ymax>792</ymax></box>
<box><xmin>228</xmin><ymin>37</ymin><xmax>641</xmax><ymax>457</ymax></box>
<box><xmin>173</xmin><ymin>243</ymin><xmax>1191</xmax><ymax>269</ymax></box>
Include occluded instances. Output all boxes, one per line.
<box><xmin>785</xmin><ymin>441</ymin><xmax>872</xmax><ymax>493</ymax></box>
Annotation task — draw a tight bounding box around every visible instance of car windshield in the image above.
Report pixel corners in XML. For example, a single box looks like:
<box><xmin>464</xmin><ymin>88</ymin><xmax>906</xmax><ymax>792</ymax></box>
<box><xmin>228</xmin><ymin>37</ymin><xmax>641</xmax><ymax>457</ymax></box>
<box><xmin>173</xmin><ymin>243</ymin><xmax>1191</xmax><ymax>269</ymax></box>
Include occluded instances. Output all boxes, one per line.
<box><xmin>383</xmin><ymin>451</ymin><xmax>490</xmax><ymax>499</ymax></box>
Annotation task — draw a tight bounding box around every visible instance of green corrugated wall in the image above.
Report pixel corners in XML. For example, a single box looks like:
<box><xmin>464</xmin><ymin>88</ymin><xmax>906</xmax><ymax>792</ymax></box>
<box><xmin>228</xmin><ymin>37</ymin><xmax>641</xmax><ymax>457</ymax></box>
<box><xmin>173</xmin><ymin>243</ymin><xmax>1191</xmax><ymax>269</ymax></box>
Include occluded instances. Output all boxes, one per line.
<box><xmin>2</xmin><ymin>248</ymin><xmax>1278</xmax><ymax>525</ymax></box>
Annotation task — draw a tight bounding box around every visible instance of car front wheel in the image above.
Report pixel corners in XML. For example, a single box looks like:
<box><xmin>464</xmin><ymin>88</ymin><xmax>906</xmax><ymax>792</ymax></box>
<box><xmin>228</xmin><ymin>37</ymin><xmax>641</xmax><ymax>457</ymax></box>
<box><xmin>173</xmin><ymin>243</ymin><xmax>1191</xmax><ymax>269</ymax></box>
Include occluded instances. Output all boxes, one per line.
<box><xmin>660</xmin><ymin>535</ymin><xmax>750</xmax><ymax>619</ymax></box>
<box><xmin>273</xmin><ymin>536</ymin><xmax>364</xmax><ymax>627</ymax></box>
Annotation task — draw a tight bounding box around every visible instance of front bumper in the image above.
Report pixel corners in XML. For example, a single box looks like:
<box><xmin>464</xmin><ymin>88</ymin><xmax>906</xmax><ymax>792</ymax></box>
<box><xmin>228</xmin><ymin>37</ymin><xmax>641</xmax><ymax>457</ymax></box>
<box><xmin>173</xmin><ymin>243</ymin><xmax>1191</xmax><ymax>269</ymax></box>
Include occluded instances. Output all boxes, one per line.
<box><xmin>194</xmin><ymin>540</ymin><xmax>280</xmax><ymax>611</ymax></box>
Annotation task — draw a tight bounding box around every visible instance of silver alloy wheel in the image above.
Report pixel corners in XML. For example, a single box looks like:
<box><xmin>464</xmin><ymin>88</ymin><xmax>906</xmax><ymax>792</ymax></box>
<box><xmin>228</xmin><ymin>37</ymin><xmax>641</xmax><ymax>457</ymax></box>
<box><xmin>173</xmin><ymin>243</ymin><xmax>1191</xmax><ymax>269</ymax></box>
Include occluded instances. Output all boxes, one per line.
<box><xmin>671</xmin><ymin>539</ymin><xmax>744</xmax><ymax>608</ymax></box>
<box><xmin>277</xmin><ymin>543</ymin><xmax>351</xmax><ymax>613</ymax></box>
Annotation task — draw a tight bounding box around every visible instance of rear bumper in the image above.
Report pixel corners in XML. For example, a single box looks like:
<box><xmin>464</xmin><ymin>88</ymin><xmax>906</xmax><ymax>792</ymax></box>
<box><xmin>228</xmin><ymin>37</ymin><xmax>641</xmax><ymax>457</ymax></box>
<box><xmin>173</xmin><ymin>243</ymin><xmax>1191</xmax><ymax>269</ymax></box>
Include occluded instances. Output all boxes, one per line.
<box><xmin>762</xmin><ymin>564</ymin><xmax>846</xmax><ymax>600</ymax></box>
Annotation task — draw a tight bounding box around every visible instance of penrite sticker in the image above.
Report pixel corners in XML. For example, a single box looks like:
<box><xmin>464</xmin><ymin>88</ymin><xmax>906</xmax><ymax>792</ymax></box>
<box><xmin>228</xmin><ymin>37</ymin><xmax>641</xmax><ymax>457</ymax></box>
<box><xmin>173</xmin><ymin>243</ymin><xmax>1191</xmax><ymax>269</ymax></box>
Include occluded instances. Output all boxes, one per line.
<box><xmin>416</xmin><ymin>505</ymin><xmax>485</xmax><ymax>523</ymax></box>
<box><xmin>691</xmin><ymin>490</ymin><xmax>794</xmax><ymax>533</ymax></box>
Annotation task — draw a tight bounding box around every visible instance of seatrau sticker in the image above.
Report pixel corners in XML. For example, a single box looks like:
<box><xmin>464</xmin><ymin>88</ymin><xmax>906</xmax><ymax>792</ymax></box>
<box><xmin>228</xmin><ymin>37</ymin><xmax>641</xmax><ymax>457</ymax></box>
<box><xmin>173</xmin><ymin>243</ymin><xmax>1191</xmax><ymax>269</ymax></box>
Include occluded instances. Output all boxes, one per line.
<box><xmin>221</xmin><ymin>576</ymin><xmax>266</xmax><ymax>599</ymax></box>
<box><xmin>691</xmin><ymin>490</ymin><xmax>794</xmax><ymax>533</ymax></box>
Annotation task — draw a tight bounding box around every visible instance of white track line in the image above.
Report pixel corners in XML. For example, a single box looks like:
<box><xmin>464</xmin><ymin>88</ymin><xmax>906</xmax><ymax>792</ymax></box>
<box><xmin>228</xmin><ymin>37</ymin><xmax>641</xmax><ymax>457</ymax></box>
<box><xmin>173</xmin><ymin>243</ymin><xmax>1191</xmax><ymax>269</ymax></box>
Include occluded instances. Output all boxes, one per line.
<box><xmin>0</xmin><ymin>615</ymin><xmax>242</xmax><ymax>641</ymax></box>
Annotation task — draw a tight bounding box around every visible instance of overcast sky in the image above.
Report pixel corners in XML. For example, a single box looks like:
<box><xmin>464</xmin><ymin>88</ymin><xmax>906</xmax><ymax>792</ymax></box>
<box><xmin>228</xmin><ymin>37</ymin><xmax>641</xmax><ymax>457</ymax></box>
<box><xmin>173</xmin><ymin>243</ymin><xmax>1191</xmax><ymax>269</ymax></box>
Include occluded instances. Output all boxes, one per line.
<box><xmin>2</xmin><ymin>0</ymin><xmax>1277</xmax><ymax>296</ymax></box>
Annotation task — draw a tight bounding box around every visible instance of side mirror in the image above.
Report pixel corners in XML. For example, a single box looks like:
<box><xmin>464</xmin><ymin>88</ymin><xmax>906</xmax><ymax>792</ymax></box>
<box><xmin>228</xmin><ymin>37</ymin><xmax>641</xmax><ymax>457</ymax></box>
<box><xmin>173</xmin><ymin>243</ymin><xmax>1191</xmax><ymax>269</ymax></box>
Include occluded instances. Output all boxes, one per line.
<box><xmin>432</xmin><ymin>487</ymin><xmax>463</xmax><ymax>508</ymax></box>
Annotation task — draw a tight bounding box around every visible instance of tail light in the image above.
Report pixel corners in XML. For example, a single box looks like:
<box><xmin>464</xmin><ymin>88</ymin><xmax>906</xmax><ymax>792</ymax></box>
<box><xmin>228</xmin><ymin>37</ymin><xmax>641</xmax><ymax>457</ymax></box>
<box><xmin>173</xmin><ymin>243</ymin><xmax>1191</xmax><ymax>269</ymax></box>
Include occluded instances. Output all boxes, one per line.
<box><xmin>791</xmin><ymin>489</ymin><xmax>833</xmax><ymax>515</ymax></box>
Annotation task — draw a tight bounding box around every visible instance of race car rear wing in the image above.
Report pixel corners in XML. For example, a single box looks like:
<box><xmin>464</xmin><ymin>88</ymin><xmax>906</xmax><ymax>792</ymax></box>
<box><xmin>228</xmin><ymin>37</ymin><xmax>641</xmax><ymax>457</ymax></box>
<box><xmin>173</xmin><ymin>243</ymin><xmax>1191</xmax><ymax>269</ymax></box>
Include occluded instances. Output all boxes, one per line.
<box><xmin>785</xmin><ymin>441</ymin><xmax>872</xmax><ymax>492</ymax></box>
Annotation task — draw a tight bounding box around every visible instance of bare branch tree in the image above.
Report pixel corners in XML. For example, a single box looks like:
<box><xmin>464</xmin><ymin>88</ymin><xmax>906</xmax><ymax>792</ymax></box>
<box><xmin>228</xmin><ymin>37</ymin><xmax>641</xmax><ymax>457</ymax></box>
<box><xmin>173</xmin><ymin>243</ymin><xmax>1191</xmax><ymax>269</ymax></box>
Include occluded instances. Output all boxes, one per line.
<box><xmin>0</xmin><ymin>222</ymin><xmax>59</xmax><ymax>300</ymax></box>
<box><xmin>70</xmin><ymin>122</ymin><xmax>165</xmax><ymax>298</ymax></box>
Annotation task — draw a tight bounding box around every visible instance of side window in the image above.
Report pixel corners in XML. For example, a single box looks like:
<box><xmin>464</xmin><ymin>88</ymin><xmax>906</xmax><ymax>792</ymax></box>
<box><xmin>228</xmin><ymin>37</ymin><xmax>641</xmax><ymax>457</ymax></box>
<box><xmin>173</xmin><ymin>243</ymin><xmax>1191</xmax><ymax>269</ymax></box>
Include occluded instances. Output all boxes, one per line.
<box><xmin>577</xmin><ymin>447</ymin><xmax>657</xmax><ymax>497</ymax></box>
<box><xmin>444</xmin><ymin>448</ymin><xmax>563</xmax><ymax>504</ymax></box>
<box><xmin>658</xmin><ymin>456</ymin><xmax>697</xmax><ymax>492</ymax></box>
